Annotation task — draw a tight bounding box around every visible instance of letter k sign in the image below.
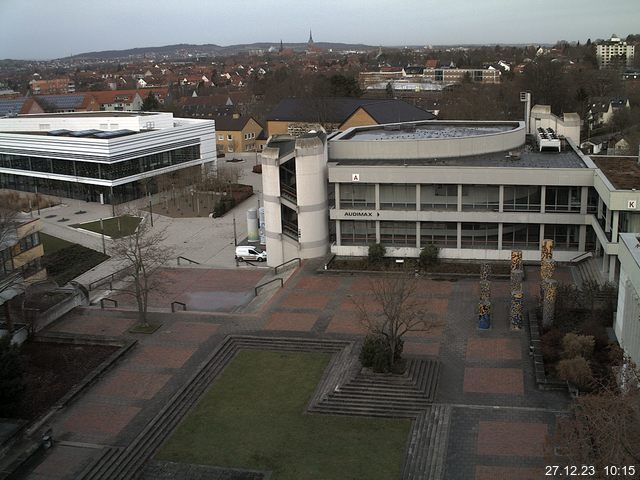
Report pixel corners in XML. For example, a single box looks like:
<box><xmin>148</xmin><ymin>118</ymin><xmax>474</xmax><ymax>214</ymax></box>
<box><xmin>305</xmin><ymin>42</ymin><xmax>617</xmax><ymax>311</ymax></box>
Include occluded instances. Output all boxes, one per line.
<box><xmin>629</xmin><ymin>200</ymin><xmax>637</xmax><ymax>209</ymax></box>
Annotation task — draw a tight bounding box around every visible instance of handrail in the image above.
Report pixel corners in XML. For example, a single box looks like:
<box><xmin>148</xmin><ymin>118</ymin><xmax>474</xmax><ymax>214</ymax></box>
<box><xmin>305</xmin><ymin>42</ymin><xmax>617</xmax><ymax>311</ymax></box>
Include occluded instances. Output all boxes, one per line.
<box><xmin>100</xmin><ymin>298</ymin><xmax>118</xmax><ymax>309</ymax></box>
<box><xmin>274</xmin><ymin>257</ymin><xmax>301</xmax><ymax>275</ymax></box>
<box><xmin>89</xmin><ymin>266</ymin><xmax>130</xmax><ymax>291</ymax></box>
<box><xmin>569</xmin><ymin>251</ymin><xmax>593</xmax><ymax>263</ymax></box>
<box><xmin>254</xmin><ymin>278</ymin><xmax>283</xmax><ymax>296</ymax></box>
<box><xmin>177</xmin><ymin>256</ymin><xmax>200</xmax><ymax>266</ymax></box>
<box><xmin>171</xmin><ymin>301</ymin><xmax>187</xmax><ymax>312</ymax></box>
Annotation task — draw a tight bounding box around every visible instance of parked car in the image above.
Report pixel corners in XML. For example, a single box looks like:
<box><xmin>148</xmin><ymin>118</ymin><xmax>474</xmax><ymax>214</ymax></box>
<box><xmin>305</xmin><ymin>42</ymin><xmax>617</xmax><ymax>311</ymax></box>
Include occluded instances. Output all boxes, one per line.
<box><xmin>235</xmin><ymin>245</ymin><xmax>267</xmax><ymax>262</ymax></box>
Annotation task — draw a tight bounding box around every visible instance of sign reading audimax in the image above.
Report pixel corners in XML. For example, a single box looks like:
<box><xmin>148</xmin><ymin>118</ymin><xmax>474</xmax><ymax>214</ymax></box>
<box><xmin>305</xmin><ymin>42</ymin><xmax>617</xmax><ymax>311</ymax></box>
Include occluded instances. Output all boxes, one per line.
<box><xmin>343</xmin><ymin>211</ymin><xmax>380</xmax><ymax>217</ymax></box>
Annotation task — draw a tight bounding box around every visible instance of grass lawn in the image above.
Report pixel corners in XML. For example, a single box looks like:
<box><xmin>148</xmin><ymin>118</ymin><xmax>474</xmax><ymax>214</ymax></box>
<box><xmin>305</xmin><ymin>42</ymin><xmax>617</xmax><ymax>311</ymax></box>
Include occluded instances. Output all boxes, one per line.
<box><xmin>72</xmin><ymin>215</ymin><xmax>141</xmax><ymax>238</ymax></box>
<box><xmin>157</xmin><ymin>350</ymin><xmax>411</xmax><ymax>480</ymax></box>
<box><xmin>40</xmin><ymin>233</ymin><xmax>109</xmax><ymax>285</ymax></box>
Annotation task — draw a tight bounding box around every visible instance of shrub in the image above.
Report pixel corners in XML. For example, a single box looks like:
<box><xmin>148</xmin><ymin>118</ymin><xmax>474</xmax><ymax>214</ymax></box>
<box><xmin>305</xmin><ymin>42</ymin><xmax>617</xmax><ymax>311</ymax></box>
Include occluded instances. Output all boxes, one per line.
<box><xmin>367</xmin><ymin>243</ymin><xmax>386</xmax><ymax>265</ymax></box>
<box><xmin>562</xmin><ymin>333</ymin><xmax>595</xmax><ymax>360</ymax></box>
<box><xmin>0</xmin><ymin>338</ymin><xmax>25</xmax><ymax>416</ymax></box>
<box><xmin>359</xmin><ymin>334</ymin><xmax>404</xmax><ymax>374</ymax></box>
<box><xmin>419</xmin><ymin>243</ymin><xmax>439</xmax><ymax>269</ymax></box>
<box><xmin>541</xmin><ymin>328</ymin><xmax>564</xmax><ymax>365</ymax></box>
<box><xmin>556</xmin><ymin>356</ymin><xmax>593</xmax><ymax>391</ymax></box>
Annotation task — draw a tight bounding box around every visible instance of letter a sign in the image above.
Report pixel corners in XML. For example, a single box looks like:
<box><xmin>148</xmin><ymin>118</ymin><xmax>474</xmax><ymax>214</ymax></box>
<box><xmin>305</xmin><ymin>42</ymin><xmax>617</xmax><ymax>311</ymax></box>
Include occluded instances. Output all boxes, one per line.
<box><xmin>352</xmin><ymin>173</ymin><xmax>360</xmax><ymax>182</ymax></box>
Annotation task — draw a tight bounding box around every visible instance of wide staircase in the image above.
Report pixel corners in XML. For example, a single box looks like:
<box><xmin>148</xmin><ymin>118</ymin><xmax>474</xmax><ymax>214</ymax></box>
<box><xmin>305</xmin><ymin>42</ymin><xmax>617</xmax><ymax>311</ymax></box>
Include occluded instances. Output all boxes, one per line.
<box><xmin>573</xmin><ymin>256</ymin><xmax>605</xmax><ymax>287</ymax></box>
<box><xmin>308</xmin><ymin>358</ymin><xmax>440</xmax><ymax>418</ymax></box>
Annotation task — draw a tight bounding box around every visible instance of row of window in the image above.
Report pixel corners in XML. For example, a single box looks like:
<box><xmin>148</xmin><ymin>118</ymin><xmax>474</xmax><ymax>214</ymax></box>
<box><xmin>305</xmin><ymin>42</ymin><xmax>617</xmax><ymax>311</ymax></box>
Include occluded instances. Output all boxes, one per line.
<box><xmin>339</xmin><ymin>221</ymin><xmax>584</xmax><ymax>251</ymax></box>
<box><xmin>337</xmin><ymin>184</ymin><xmax>596</xmax><ymax>213</ymax></box>
<box><xmin>0</xmin><ymin>145</ymin><xmax>200</xmax><ymax>181</ymax></box>
<box><xmin>12</xmin><ymin>232</ymin><xmax>40</xmax><ymax>256</ymax></box>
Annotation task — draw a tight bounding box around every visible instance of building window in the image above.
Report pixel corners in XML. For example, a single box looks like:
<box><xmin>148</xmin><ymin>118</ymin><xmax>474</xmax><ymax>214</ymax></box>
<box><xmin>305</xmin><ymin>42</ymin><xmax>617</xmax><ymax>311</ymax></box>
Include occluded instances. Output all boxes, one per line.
<box><xmin>339</xmin><ymin>184</ymin><xmax>375</xmax><ymax>209</ymax></box>
<box><xmin>380</xmin><ymin>184</ymin><xmax>415</xmax><ymax>210</ymax></box>
<box><xmin>380</xmin><ymin>221</ymin><xmax>415</xmax><ymax>247</ymax></box>
<box><xmin>461</xmin><ymin>223</ymin><xmax>499</xmax><ymax>249</ymax></box>
<box><xmin>544</xmin><ymin>224</ymin><xmax>579</xmax><ymax>251</ymax></box>
<box><xmin>545</xmin><ymin>187</ymin><xmax>581</xmax><ymax>212</ymax></box>
<box><xmin>420</xmin><ymin>222</ymin><xmax>457</xmax><ymax>248</ymax></box>
<box><xmin>340</xmin><ymin>220</ymin><xmax>376</xmax><ymax>246</ymax></box>
<box><xmin>502</xmin><ymin>223</ymin><xmax>540</xmax><ymax>249</ymax></box>
<box><xmin>227</xmin><ymin>134</ymin><xmax>233</xmax><ymax>141</ymax></box>
<box><xmin>503</xmin><ymin>186</ymin><xmax>541</xmax><ymax>212</ymax></box>
<box><xmin>421</xmin><ymin>184</ymin><xmax>457</xmax><ymax>210</ymax></box>
<box><xmin>218</xmin><ymin>135</ymin><xmax>224</xmax><ymax>141</ymax></box>
<box><xmin>461</xmin><ymin>185</ymin><xmax>499</xmax><ymax>211</ymax></box>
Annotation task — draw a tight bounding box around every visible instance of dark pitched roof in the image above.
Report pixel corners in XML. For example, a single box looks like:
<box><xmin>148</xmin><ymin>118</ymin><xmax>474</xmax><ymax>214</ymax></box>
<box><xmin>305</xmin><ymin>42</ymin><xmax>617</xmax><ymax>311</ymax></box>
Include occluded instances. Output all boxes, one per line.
<box><xmin>214</xmin><ymin>115</ymin><xmax>258</xmax><ymax>131</ymax></box>
<box><xmin>0</xmin><ymin>98</ymin><xmax>27</xmax><ymax>116</ymax></box>
<box><xmin>266</xmin><ymin>97</ymin><xmax>435</xmax><ymax>124</ymax></box>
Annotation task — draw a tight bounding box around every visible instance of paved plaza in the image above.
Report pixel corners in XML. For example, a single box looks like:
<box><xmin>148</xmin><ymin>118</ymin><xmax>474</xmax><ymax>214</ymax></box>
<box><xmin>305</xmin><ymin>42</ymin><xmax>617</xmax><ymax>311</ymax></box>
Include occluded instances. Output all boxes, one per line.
<box><xmin>18</xmin><ymin>257</ymin><xmax>571</xmax><ymax>480</ymax></box>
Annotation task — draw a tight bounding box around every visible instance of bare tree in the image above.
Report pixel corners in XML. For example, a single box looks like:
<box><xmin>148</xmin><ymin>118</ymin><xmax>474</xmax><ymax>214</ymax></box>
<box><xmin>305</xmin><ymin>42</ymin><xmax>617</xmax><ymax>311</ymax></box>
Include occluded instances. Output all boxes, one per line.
<box><xmin>552</xmin><ymin>358</ymin><xmax>640</xmax><ymax>475</ymax></box>
<box><xmin>0</xmin><ymin>209</ymin><xmax>24</xmax><ymax>334</ymax></box>
<box><xmin>354</xmin><ymin>275</ymin><xmax>440</xmax><ymax>371</ymax></box>
<box><xmin>110</xmin><ymin>216</ymin><xmax>174</xmax><ymax>327</ymax></box>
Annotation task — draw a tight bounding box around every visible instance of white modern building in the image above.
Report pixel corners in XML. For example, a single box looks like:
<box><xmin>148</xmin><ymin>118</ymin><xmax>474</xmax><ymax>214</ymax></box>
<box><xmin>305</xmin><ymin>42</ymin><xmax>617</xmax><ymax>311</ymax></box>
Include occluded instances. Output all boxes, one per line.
<box><xmin>0</xmin><ymin>111</ymin><xmax>216</xmax><ymax>203</ymax></box>
<box><xmin>596</xmin><ymin>35</ymin><xmax>635</xmax><ymax>68</ymax></box>
<box><xmin>260</xmin><ymin>109</ymin><xmax>640</xmax><ymax>282</ymax></box>
<box><xmin>614</xmin><ymin>233</ymin><xmax>640</xmax><ymax>366</ymax></box>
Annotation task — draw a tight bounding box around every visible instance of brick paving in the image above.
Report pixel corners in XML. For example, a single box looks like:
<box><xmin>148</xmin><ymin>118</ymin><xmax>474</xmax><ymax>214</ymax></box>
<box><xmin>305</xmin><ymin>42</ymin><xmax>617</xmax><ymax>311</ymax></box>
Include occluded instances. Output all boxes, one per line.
<box><xmin>475</xmin><ymin>466</ymin><xmax>542</xmax><ymax>480</ymax></box>
<box><xmin>91</xmin><ymin>371</ymin><xmax>172</xmax><ymax>400</ymax></box>
<box><xmin>463</xmin><ymin>367</ymin><xmax>525</xmax><ymax>395</ymax></box>
<box><xmin>62</xmin><ymin>403</ymin><xmax>141</xmax><ymax>440</ymax></box>
<box><xmin>466</xmin><ymin>338</ymin><xmax>522</xmax><ymax>360</ymax></box>
<box><xmin>264</xmin><ymin>311</ymin><xmax>320</xmax><ymax>332</ymax></box>
<box><xmin>476</xmin><ymin>420</ymin><xmax>548</xmax><ymax>457</ymax></box>
<box><xmin>23</xmin><ymin>262</ymin><xmax>575</xmax><ymax>479</ymax></box>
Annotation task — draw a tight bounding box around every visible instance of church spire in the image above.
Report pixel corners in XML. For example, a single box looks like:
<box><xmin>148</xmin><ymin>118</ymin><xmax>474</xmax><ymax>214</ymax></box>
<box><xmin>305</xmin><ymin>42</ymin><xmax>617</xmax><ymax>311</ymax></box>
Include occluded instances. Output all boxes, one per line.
<box><xmin>308</xmin><ymin>30</ymin><xmax>314</xmax><ymax>45</ymax></box>
<box><xmin>279</xmin><ymin>39</ymin><xmax>283</xmax><ymax>52</ymax></box>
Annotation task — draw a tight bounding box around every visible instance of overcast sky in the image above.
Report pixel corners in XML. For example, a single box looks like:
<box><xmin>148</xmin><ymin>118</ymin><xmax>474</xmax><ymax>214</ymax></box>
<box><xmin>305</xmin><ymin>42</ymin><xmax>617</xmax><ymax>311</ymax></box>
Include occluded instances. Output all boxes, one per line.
<box><xmin>0</xmin><ymin>0</ymin><xmax>637</xmax><ymax>60</ymax></box>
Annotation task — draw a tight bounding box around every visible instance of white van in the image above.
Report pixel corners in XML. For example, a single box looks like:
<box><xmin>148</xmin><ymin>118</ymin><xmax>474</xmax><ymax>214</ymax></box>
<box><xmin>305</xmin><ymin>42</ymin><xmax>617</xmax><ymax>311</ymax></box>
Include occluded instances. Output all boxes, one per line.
<box><xmin>235</xmin><ymin>245</ymin><xmax>267</xmax><ymax>262</ymax></box>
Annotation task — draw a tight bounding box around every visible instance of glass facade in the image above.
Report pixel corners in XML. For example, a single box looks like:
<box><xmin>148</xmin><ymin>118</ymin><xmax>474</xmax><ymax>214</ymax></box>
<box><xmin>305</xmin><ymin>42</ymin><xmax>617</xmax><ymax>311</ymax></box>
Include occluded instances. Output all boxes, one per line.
<box><xmin>0</xmin><ymin>145</ymin><xmax>200</xmax><ymax>181</ymax></box>
<box><xmin>544</xmin><ymin>224</ymin><xmax>580</xmax><ymax>251</ymax></box>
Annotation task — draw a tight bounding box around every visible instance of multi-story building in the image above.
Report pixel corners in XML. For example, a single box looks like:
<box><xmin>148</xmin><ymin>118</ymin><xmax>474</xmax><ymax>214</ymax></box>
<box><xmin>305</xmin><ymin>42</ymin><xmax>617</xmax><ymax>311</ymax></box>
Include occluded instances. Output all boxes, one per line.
<box><xmin>260</xmin><ymin>107</ymin><xmax>640</xmax><ymax>288</ymax></box>
<box><xmin>359</xmin><ymin>67</ymin><xmax>501</xmax><ymax>90</ymax></box>
<box><xmin>214</xmin><ymin>115</ymin><xmax>263</xmax><ymax>154</ymax></box>
<box><xmin>614</xmin><ymin>233</ymin><xmax>640</xmax><ymax>365</ymax></box>
<box><xmin>29</xmin><ymin>78</ymin><xmax>76</xmax><ymax>95</ymax></box>
<box><xmin>91</xmin><ymin>90</ymin><xmax>144</xmax><ymax>111</ymax></box>
<box><xmin>596</xmin><ymin>35</ymin><xmax>635</xmax><ymax>68</ymax></box>
<box><xmin>0</xmin><ymin>111</ymin><xmax>216</xmax><ymax>204</ymax></box>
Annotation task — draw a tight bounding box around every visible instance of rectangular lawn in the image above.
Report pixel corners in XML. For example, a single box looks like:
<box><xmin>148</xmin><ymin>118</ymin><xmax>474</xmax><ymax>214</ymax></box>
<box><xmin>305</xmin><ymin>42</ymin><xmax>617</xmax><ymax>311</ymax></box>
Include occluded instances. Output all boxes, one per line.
<box><xmin>72</xmin><ymin>215</ymin><xmax>141</xmax><ymax>238</ymax></box>
<box><xmin>157</xmin><ymin>350</ymin><xmax>411</xmax><ymax>480</ymax></box>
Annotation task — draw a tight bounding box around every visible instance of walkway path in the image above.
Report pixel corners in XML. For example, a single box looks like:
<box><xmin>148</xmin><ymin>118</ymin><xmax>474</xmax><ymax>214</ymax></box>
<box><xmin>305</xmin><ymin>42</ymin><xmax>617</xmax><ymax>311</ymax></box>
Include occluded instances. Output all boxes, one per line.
<box><xmin>21</xmin><ymin>261</ymin><xmax>570</xmax><ymax>480</ymax></box>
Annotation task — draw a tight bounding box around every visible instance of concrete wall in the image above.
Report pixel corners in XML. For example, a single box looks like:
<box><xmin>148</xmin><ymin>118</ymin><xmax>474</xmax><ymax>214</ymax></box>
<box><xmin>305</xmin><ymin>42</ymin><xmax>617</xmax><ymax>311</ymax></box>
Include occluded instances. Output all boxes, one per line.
<box><xmin>615</xmin><ymin>234</ymin><xmax>640</xmax><ymax>365</ymax></box>
<box><xmin>529</xmin><ymin>105</ymin><xmax>581</xmax><ymax>145</ymax></box>
<box><xmin>261</xmin><ymin>146</ymin><xmax>284</xmax><ymax>267</ymax></box>
<box><xmin>330</xmin><ymin>121</ymin><xmax>525</xmax><ymax>160</ymax></box>
<box><xmin>295</xmin><ymin>136</ymin><xmax>329</xmax><ymax>259</ymax></box>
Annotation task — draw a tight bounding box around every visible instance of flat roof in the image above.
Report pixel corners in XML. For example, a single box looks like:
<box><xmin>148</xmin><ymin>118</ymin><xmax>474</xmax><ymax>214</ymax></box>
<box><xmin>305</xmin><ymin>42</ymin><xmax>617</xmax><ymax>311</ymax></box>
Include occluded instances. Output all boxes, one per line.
<box><xmin>592</xmin><ymin>156</ymin><xmax>640</xmax><ymax>190</ymax></box>
<box><xmin>341</xmin><ymin>122</ymin><xmax>518</xmax><ymax>141</ymax></box>
<box><xmin>330</xmin><ymin>145</ymin><xmax>587</xmax><ymax>169</ymax></box>
<box><xmin>15</xmin><ymin>111</ymin><xmax>159</xmax><ymax>118</ymax></box>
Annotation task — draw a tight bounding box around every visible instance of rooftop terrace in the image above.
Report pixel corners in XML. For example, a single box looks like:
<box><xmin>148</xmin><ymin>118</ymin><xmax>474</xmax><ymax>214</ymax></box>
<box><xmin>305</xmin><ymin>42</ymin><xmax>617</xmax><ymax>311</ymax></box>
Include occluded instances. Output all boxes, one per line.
<box><xmin>341</xmin><ymin>122</ymin><xmax>518</xmax><ymax>141</ymax></box>
<box><xmin>592</xmin><ymin>156</ymin><xmax>640</xmax><ymax>190</ymax></box>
